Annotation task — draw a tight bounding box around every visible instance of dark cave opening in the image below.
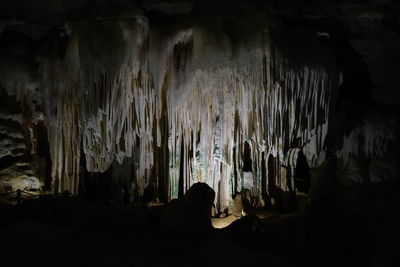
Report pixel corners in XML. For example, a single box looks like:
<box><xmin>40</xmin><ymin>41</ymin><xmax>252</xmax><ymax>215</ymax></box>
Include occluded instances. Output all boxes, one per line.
<box><xmin>294</xmin><ymin>151</ymin><xmax>311</xmax><ymax>194</ymax></box>
<box><xmin>242</xmin><ymin>141</ymin><xmax>252</xmax><ymax>173</ymax></box>
<box><xmin>178</xmin><ymin>137</ymin><xmax>185</xmax><ymax>199</ymax></box>
<box><xmin>33</xmin><ymin>121</ymin><xmax>52</xmax><ymax>190</ymax></box>
<box><xmin>333</xmin><ymin>39</ymin><xmax>373</xmax><ymax>107</ymax></box>
<box><xmin>267</xmin><ymin>154</ymin><xmax>278</xmax><ymax>208</ymax></box>
<box><xmin>261</xmin><ymin>151</ymin><xmax>268</xmax><ymax>207</ymax></box>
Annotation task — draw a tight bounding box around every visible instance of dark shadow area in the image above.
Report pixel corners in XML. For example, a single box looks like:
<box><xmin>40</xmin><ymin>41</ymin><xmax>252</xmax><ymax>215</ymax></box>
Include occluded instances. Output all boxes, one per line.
<box><xmin>294</xmin><ymin>151</ymin><xmax>311</xmax><ymax>194</ymax></box>
<box><xmin>34</xmin><ymin>121</ymin><xmax>52</xmax><ymax>190</ymax></box>
<box><xmin>1</xmin><ymin>181</ymin><xmax>398</xmax><ymax>267</ymax></box>
<box><xmin>242</xmin><ymin>141</ymin><xmax>253</xmax><ymax>172</ymax></box>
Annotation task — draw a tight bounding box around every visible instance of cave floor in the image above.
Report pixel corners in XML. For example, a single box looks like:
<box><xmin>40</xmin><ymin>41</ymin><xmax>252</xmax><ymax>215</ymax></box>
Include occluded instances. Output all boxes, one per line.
<box><xmin>1</xmin><ymin>182</ymin><xmax>399</xmax><ymax>267</ymax></box>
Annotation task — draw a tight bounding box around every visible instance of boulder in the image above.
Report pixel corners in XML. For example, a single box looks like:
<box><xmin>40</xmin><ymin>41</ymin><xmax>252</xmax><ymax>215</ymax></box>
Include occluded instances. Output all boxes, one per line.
<box><xmin>160</xmin><ymin>182</ymin><xmax>215</xmax><ymax>232</ymax></box>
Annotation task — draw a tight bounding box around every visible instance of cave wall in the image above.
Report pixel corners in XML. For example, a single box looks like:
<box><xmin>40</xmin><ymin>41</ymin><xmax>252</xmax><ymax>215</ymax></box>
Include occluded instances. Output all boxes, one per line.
<box><xmin>0</xmin><ymin>0</ymin><xmax>399</xmax><ymax>211</ymax></box>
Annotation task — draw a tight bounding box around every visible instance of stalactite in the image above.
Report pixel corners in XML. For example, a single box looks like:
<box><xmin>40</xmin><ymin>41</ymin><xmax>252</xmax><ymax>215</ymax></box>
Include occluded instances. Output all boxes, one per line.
<box><xmin>336</xmin><ymin>110</ymin><xmax>397</xmax><ymax>184</ymax></box>
<box><xmin>156</xmin><ymin>23</ymin><xmax>336</xmax><ymax>210</ymax></box>
<box><xmin>35</xmin><ymin>14</ymin><xmax>338</xmax><ymax>211</ymax></box>
<box><xmin>39</xmin><ymin>16</ymin><xmax>152</xmax><ymax>193</ymax></box>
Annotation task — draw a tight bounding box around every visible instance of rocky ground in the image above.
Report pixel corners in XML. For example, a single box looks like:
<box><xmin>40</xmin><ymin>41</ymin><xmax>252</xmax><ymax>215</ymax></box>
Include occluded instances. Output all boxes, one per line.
<box><xmin>1</xmin><ymin>182</ymin><xmax>399</xmax><ymax>267</ymax></box>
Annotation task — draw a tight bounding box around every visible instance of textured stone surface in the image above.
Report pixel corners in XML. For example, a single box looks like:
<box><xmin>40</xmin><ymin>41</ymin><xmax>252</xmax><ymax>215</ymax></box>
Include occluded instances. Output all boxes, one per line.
<box><xmin>0</xmin><ymin>0</ymin><xmax>398</xmax><ymax>211</ymax></box>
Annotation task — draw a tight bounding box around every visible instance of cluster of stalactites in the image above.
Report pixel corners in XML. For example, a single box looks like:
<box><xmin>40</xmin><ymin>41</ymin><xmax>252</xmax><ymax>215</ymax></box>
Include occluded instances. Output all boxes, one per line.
<box><xmin>39</xmin><ymin>17</ymin><xmax>153</xmax><ymax>193</ymax></box>
<box><xmin>164</xmin><ymin>33</ymin><xmax>334</xmax><ymax>210</ymax></box>
<box><xmin>38</xmin><ymin>15</ymin><xmax>336</xmax><ymax>210</ymax></box>
<box><xmin>336</xmin><ymin>110</ymin><xmax>397</xmax><ymax>184</ymax></box>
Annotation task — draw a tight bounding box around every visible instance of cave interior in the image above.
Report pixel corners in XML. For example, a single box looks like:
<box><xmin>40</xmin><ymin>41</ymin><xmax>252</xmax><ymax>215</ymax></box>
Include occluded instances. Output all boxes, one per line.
<box><xmin>0</xmin><ymin>0</ymin><xmax>400</xmax><ymax>266</ymax></box>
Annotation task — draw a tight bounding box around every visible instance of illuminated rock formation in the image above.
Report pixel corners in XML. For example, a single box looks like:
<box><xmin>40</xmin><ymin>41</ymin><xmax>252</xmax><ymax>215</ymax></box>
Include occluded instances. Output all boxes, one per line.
<box><xmin>0</xmin><ymin>3</ymin><xmax>398</xmax><ymax>212</ymax></box>
<box><xmin>32</xmin><ymin>13</ymin><xmax>336</xmax><ymax>212</ymax></box>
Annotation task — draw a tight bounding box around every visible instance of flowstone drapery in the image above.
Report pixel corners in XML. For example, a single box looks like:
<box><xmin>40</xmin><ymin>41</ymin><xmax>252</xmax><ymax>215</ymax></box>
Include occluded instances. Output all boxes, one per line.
<box><xmin>34</xmin><ymin>14</ymin><xmax>337</xmax><ymax>210</ymax></box>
